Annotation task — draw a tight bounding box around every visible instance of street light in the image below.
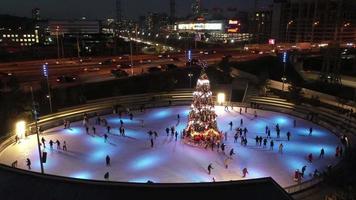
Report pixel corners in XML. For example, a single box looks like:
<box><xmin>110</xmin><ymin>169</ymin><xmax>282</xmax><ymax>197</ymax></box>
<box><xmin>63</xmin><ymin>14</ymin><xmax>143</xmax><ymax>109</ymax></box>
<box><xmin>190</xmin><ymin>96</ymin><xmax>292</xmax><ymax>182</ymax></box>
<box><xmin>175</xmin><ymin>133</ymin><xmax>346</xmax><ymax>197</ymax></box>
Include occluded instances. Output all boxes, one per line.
<box><xmin>282</xmin><ymin>52</ymin><xmax>288</xmax><ymax>91</ymax></box>
<box><xmin>311</xmin><ymin>21</ymin><xmax>319</xmax><ymax>43</ymax></box>
<box><xmin>217</xmin><ymin>93</ymin><xmax>226</xmax><ymax>105</ymax></box>
<box><xmin>286</xmin><ymin>20</ymin><xmax>294</xmax><ymax>43</ymax></box>
<box><xmin>30</xmin><ymin>87</ymin><xmax>44</xmax><ymax>174</ymax></box>
<box><xmin>42</xmin><ymin>64</ymin><xmax>53</xmax><ymax>113</ymax></box>
<box><xmin>188</xmin><ymin>73</ymin><xmax>193</xmax><ymax>88</ymax></box>
<box><xmin>15</xmin><ymin>120</ymin><xmax>26</xmax><ymax>139</ymax></box>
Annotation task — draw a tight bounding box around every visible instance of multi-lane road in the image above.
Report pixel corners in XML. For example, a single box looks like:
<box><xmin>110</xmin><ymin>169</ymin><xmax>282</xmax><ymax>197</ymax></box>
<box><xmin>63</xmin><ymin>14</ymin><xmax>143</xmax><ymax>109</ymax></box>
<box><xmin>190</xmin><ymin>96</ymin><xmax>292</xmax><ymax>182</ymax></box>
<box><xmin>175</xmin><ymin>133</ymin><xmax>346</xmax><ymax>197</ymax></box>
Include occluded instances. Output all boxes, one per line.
<box><xmin>0</xmin><ymin>50</ymin><xmax>265</xmax><ymax>91</ymax></box>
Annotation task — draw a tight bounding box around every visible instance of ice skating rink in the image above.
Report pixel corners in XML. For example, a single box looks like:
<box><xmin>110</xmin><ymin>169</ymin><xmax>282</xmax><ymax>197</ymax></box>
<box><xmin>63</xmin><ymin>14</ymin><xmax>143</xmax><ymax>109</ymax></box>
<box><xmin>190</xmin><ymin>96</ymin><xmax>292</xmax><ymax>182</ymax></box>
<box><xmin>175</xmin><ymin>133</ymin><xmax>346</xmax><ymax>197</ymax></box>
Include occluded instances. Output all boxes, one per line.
<box><xmin>0</xmin><ymin>106</ymin><xmax>342</xmax><ymax>187</ymax></box>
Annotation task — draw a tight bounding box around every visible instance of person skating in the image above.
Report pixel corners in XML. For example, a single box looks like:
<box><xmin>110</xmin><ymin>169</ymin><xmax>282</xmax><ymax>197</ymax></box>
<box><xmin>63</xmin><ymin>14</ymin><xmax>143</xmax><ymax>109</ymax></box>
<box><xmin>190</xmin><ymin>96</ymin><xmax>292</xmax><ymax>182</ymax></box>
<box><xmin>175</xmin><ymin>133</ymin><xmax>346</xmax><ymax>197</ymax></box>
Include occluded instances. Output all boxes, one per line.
<box><xmin>104</xmin><ymin>172</ymin><xmax>109</xmax><ymax>180</ymax></box>
<box><xmin>129</xmin><ymin>113</ymin><xmax>133</xmax><ymax>120</ymax></box>
<box><xmin>239</xmin><ymin>107</ymin><xmax>242</xmax><ymax>115</ymax></box>
<box><xmin>265</xmin><ymin>126</ymin><xmax>269</xmax><ymax>134</ymax></box>
<box><xmin>308</xmin><ymin>153</ymin><xmax>313</xmax><ymax>162</ymax></box>
<box><xmin>279</xmin><ymin>143</ymin><xmax>284</xmax><ymax>154</ymax></box>
<box><xmin>234</xmin><ymin>133</ymin><xmax>238</xmax><ymax>143</ymax></box>
<box><xmin>85</xmin><ymin>126</ymin><xmax>89</xmax><ymax>134</ymax></box>
<box><xmin>301</xmin><ymin>165</ymin><xmax>307</xmax><ymax>177</ymax></box>
<box><xmin>276</xmin><ymin>128</ymin><xmax>280</xmax><ymax>138</ymax></box>
<box><xmin>293</xmin><ymin>119</ymin><xmax>297</xmax><ymax>128</ymax></box>
<box><xmin>242</xmin><ymin>168</ymin><xmax>248</xmax><ymax>178</ymax></box>
<box><xmin>175</xmin><ymin>131</ymin><xmax>178</xmax><ymax>141</ymax></box>
<box><xmin>107</xmin><ymin>126</ymin><xmax>111</xmax><ymax>134</ymax></box>
<box><xmin>104</xmin><ymin>134</ymin><xmax>108</xmax><ymax>143</ymax></box>
<box><xmin>221</xmin><ymin>143</ymin><xmax>226</xmax><ymax>153</ymax></box>
<box><xmin>224</xmin><ymin>132</ymin><xmax>227</xmax><ymax>141</ymax></box>
<box><xmin>165</xmin><ymin>128</ymin><xmax>169</xmax><ymax>136</ymax></box>
<box><xmin>319</xmin><ymin>148</ymin><xmax>325</xmax><ymax>158</ymax></box>
<box><xmin>267</xmin><ymin>129</ymin><xmax>271</xmax><ymax>139</ymax></box>
<box><xmin>207</xmin><ymin>163</ymin><xmax>213</xmax><ymax>175</ymax></box>
<box><xmin>26</xmin><ymin>158</ymin><xmax>31</xmax><ymax>170</ymax></box>
<box><xmin>309</xmin><ymin>127</ymin><xmax>313</xmax><ymax>136</ymax></box>
<box><xmin>229</xmin><ymin>148</ymin><xmax>235</xmax><ymax>158</ymax></box>
<box><xmin>92</xmin><ymin>126</ymin><xmax>96</xmax><ymax>135</ymax></box>
<box><xmin>63</xmin><ymin>141</ymin><xmax>67</xmax><ymax>151</ymax></box>
<box><xmin>254</xmin><ymin>110</ymin><xmax>257</xmax><ymax>118</ymax></box>
<box><xmin>56</xmin><ymin>140</ymin><xmax>60</xmax><ymax>149</ymax></box>
<box><xmin>263</xmin><ymin>138</ymin><xmax>267</xmax><ymax>148</ymax></box>
<box><xmin>177</xmin><ymin>114</ymin><xmax>180</xmax><ymax>121</ymax></box>
<box><xmin>150</xmin><ymin>138</ymin><xmax>154</xmax><ymax>148</ymax></box>
<box><xmin>243</xmin><ymin>127</ymin><xmax>248</xmax><ymax>138</ymax></box>
<box><xmin>49</xmin><ymin>140</ymin><xmax>54</xmax><ymax>149</ymax></box>
<box><xmin>259</xmin><ymin>136</ymin><xmax>262</xmax><ymax>146</ymax></box>
<box><xmin>41</xmin><ymin>137</ymin><xmax>46</xmax><ymax>148</ymax></box>
<box><xmin>229</xmin><ymin>121</ymin><xmax>233</xmax><ymax>131</ymax></box>
<box><xmin>106</xmin><ymin>155</ymin><xmax>111</xmax><ymax>166</ymax></box>
<box><xmin>255</xmin><ymin>136</ymin><xmax>259</xmax><ymax>145</ymax></box>
<box><xmin>240</xmin><ymin>118</ymin><xmax>243</xmax><ymax>127</ymax></box>
<box><xmin>120</xmin><ymin>119</ymin><xmax>123</xmax><ymax>126</ymax></box>
<box><xmin>270</xmin><ymin>140</ymin><xmax>274</xmax><ymax>150</ymax></box>
<box><xmin>287</xmin><ymin>131</ymin><xmax>291</xmax><ymax>141</ymax></box>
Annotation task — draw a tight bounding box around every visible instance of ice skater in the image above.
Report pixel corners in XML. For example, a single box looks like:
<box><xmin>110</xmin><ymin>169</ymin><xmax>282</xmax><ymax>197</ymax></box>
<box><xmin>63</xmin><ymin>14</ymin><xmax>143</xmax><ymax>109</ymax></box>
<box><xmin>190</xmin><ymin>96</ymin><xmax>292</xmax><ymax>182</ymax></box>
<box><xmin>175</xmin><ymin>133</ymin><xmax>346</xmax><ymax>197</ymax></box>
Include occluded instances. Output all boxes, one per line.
<box><xmin>301</xmin><ymin>165</ymin><xmax>307</xmax><ymax>177</ymax></box>
<box><xmin>207</xmin><ymin>163</ymin><xmax>213</xmax><ymax>175</ymax></box>
<box><xmin>107</xmin><ymin>126</ymin><xmax>111</xmax><ymax>133</ymax></box>
<box><xmin>63</xmin><ymin>141</ymin><xmax>67</xmax><ymax>151</ymax></box>
<box><xmin>254</xmin><ymin>110</ymin><xmax>257</xmax><ymax>118</ymax></box>
<box><xmin>293</xmin><ymin>119</ymin><xmax>297</xmax><ymax>128</ymax></box>
<box><xmin>224</xmin><ymin>132</ymin><xmax>227</xmax><ymax>141</ymax></box>
<box><xmin>26</xmin><ymin>158</ymin><xmax>31</xmax><ymax>170</ymax></box>
<box><xmin>175</xmin><ymin>131</ymin><xmax>178</xmax><ymax>141</ymax></box>
<box><xmin>92</xmin><ymin>126</ymin><xmax>96</xmax><ymax>135</ymax></box>
<box><xmin>240</xmin><ymin>118</ymin><xmax>243</xmax><ymax>127</ymax></box>
<box><xmin>239</xmin><ymin>107</ymin><xmax>242</xmax><ymax>114</ymax></box>
<box><xmin>150</xmin><ymin>138</ymin><xmax>154</xmax><ymax>148</ymax></box>
<box><xmin>104</xmin><ymin>134</ymin><xmax>108</xmax><ymax>143</ymax></box>
<box><xmin>287</xmin><ymin>131</ymin><xmax>291</xmax><ymax>141</ymax></box>
<box><xmin>104</xmin><ymin>172</ymin><xmax>109</xmax><ymax>180</ymax></box>
<box><xmin>309</xmin><ymin>127</ymin><xmax>313</xmax><ymax>136</ymax></box>
<box><xmin>242</xmin><ymin>168</ymin><xmax>248</xmax><ymax>178</ymax></box>
<box><xmin>49</xmin><ymin>140</ymin><xmax>54</xmax><ymax>149</ymax></box>
<box><xmin>229</xmin><ymin>121</ymin><xmax>233</xmax><ymax>131</ymax></box>
<box><xmin>319</xmin><ymin>148</ymin><xmax>325</xmax><ymax>158</ymax></box>
<box><xmin>166</xmin><ymin>128</ymin><xmax>169</xmax><ymax>136</ymax></box>
<box><xmin>229</xmin><ymin>148</ymin><xmax>235</xmax><ymax>158</ymax></box>
<box><xmin>56</xmin><ymin>140</ymin><xmax>60</xmax><ymax>149</ymax></box>
<box><xmin>270</xmin><ymin>140</ymin><xmax>274</xmax><ymax>150</ymax></box>
<box><xmin>106</xmin><ymin>155</ymin><xmax>111</xmax><ymax>166</ymax></box>
<box><xmin>279</xmin><ymin>143</ymin><xmax>284</xmax><ymax>154</ymax></box>
<box><xmin>41</xmin><ymin>137</ymin><xmax>46</xmax><ymax>148</ymax></box>
<box><xmin>308</xmin><ymin>153</ymin><xmax>313</xmax><ymax>162</ymax></box>
<box><xmin>234</xmin><ymin>133</ymin><xmax>239</xmax><ymax>143</ymax></box>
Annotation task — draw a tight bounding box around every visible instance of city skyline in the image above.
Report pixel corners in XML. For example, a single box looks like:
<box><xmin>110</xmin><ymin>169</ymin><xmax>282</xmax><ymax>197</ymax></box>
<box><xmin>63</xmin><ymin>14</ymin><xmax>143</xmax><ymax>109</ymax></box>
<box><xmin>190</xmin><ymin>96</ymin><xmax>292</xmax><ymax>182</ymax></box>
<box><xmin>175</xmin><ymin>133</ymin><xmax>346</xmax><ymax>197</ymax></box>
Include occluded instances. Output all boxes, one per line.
<box><xmin>0</xmin><ymin>0</ymin><xmax>271</xmax><ymax>20</ymax></box>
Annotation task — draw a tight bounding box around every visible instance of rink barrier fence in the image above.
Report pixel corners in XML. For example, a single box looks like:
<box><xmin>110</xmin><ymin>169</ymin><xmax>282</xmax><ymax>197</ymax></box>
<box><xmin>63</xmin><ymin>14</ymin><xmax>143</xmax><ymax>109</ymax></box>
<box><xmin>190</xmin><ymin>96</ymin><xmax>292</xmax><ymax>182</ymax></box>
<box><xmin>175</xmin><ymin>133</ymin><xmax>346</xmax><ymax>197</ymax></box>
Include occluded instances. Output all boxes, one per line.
<box><xmin>0</xmin><ymin>89</ymin><xmax>352</xmax><ymax>195</ymax></box>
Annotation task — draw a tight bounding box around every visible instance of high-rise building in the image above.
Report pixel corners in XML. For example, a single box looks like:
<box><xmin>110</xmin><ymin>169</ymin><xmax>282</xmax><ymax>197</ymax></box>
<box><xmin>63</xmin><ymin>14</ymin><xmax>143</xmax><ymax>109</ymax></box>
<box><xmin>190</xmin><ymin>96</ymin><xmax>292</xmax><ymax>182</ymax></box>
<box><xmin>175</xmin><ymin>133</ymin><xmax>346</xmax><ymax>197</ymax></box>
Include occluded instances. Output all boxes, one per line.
<box><xmin>192</xmin><ymin>0</ymin><xmax>201</xmax><ymax>17</ymax></box>
<box><xmin>115</xmin><ymin>0</ymin><xmax>122</xmax><ymax>22</ymax></box>
<box><xmin>32</xmin><ymin>8</ymin><xmax>40</xmax><ymax>21</ymax></box>
<box><xmin>271</xmin><ymin>0</ymin><xmax>356</xmax><ymax>43</ymax></box>
<box><xmin>170</xmin><ymin>0</ymin><xmax>176</xmax><ymax>24</ymax></box>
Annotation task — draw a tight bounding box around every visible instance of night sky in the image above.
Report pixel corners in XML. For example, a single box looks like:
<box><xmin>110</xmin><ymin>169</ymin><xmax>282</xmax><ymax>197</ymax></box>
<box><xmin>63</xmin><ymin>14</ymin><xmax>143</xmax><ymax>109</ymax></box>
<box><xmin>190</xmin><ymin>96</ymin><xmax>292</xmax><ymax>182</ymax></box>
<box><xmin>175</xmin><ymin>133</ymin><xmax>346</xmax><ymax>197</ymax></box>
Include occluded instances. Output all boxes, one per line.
<box><xmin>0</xmin><ymin>0</ymin><xmax>271</xmax><ymax>20</ymax></box>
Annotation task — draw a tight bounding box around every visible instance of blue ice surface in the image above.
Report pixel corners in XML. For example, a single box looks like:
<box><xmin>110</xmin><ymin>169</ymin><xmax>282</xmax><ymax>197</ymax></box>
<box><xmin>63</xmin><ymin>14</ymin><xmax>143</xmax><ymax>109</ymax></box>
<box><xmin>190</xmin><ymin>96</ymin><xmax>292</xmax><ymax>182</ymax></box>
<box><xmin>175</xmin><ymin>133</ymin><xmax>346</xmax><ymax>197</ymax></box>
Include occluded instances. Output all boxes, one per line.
<box><xmin>152</xmin><ymin>109</ymin><xmax>172</xmax><ymax>119</ymax></box>
<box><xmin>130</xmin><ymin>154</ymin><xmax>162</xmax><ymax>171</ymax></box>
<box><xmin>64</xmin><ymin>127</ymin><xmax>82</xmax><ymax>135</ymax></box>
<box><xmin>71</xmin><ymin>171</ymin><xmax>91</xmax><ymax>179</ymax></box>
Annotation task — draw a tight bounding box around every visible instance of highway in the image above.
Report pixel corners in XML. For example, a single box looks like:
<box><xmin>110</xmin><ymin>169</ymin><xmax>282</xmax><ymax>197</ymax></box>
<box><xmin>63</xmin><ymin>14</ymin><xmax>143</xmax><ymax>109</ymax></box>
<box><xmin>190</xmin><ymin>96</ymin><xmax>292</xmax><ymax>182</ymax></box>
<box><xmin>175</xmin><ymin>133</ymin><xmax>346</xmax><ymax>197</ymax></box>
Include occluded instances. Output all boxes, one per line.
<box><xmin>0</xmin><ymin>50</ymin><xmax>265</xmax><ymax>91</ymax></box>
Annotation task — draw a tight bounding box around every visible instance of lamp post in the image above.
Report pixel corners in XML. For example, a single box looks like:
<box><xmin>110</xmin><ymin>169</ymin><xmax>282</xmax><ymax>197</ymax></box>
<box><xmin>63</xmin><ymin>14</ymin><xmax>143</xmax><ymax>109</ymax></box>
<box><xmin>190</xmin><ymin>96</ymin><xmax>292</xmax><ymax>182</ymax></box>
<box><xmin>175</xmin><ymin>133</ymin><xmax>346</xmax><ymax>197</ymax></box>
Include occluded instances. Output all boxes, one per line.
<box><xmin>56</xmin><ymin>26</ymin><xmax>60</xmax><ymax>60</ymax></box>
<box><xmin>311</xmin><ymin>21</ymin><xmax>319</xmax><ymax>43</ymax></box>
<box><xmin>30</xmin><ymin>87</ymin><xmax>44</xmax><ymax>174</ymax></box>
<box><xmin>285</xmin><ymin>20</ymin><xmax>294</xmax><ymax>43</ymax></box>
<box><xmin>188</xmin><ymin>73</ymin><xmax>193</xmax><ymax>88</ymax></box>
<box><xmin>282</xmin><ymin>52</ymin><xmax>287</xmax><ymax>91</ymax></box>
<box><xmin>42</xmin><ymin>64</ymin><xmax>53</xmax><ymax>113</ymax></box>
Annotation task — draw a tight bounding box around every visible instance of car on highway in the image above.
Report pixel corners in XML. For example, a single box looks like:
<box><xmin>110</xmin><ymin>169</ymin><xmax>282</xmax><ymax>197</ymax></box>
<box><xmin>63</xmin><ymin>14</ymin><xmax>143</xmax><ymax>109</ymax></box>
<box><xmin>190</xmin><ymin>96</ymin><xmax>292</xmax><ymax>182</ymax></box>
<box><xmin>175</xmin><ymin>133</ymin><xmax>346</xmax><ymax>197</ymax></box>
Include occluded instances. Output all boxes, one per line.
<box><xmin>111</xmin><ymin>69</ymin><xmax>129</xmax><ymax>78</ymax></box>
<box><xmin>139</xmin><ymin>59</ymin><xmax>152</xmax><ymax>64</ymax></box>
<box><xmin>147</xmin><ymin>66</ymin><xmax>162</xmax><ymax>73</ymax></box>
<box><xmin>83</xmin><ymin>67</ymin><xmax>100</xmax><ymax>72</ymax></box>
<box><xmin>117</xmin><ymin>62</ymin><xmax>133</xmax><ymax>69</ymax></box>
<box><xmin>56</xmin><ymin>75</ymin><xmax>78</xmax><ymax>83</ymax></box>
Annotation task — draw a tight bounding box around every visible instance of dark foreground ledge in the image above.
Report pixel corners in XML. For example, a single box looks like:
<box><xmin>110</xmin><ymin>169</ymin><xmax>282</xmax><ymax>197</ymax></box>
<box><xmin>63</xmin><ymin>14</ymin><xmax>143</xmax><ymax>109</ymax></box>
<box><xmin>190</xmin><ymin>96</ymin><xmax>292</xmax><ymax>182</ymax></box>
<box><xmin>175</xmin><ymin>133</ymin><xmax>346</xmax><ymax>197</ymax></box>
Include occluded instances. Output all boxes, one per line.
<box><xmin>0</xmin><ymin>164</ymin><xmax>293</xmax><ymax>200</ymax></box>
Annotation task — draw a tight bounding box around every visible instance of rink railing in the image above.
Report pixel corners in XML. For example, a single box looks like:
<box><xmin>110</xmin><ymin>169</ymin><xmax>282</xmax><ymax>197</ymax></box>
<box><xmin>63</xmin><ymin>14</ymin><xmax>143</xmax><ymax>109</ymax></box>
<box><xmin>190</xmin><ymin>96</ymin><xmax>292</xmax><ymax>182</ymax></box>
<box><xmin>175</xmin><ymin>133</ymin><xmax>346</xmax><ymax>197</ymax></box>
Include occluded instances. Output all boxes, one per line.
<box><xmin>0</xmin><ymin>89</ymin><xmax>351</xmax><ymax>195</ymax></box>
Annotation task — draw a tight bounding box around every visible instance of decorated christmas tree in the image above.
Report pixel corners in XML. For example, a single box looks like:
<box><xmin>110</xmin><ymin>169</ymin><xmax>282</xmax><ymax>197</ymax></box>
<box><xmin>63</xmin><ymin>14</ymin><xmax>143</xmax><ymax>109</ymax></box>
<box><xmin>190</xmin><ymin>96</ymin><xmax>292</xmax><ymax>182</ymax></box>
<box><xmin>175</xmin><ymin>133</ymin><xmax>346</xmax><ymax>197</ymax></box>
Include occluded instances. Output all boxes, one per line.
<box><xmin>185</xmin><ymin>68</ymin><xmax>222</xmax><ymax>144</ymax></box>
